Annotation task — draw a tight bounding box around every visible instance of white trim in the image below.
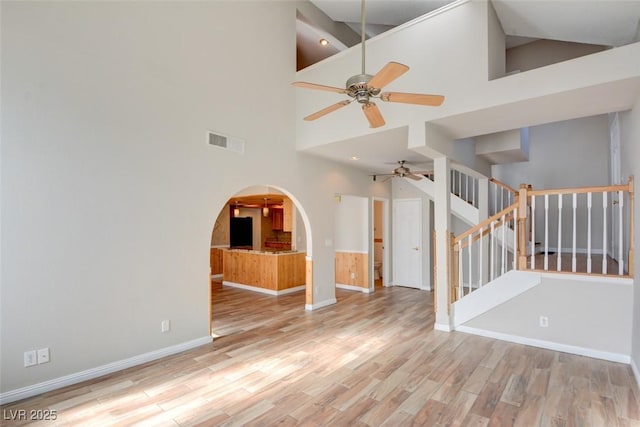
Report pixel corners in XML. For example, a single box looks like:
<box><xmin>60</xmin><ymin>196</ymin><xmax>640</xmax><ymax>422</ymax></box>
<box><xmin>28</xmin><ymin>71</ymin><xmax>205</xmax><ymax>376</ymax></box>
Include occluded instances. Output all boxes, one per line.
<box><xmin>211</xmin><ymin>273</ymin><xmax>223</xmax><ymax>279</ymax></box>
<box><xmin>336</xmin><ymin>283</ymin><xmax>371</xmax><ymax>293</ymax></box>
<box><xmin>632</xmin><ymin>357</ymin><xmax>640</xmax><ymax>389</ymax></box>
<box><xmin>223</xmin><ymin>281</ymin><xmax>305</xmax><ymax>296</ymax></box>
<box><xmin>456</xmin><ymin>325</ymin><xmax>630</xmax><ymax>364</ymax></box>
<box><xmin>434</xmin><ymin>323</ymin><xmax>452</xmax><ymax>332</ymax></box>
<box><xmin>0</xmin><ymin>336</ymin><xmax>212</xmax><ymax>405</ymax></box>
<box><xmin>305</xmin><ymin>298</ymin><xmax>337</xmax><ymax>311</ymax></box>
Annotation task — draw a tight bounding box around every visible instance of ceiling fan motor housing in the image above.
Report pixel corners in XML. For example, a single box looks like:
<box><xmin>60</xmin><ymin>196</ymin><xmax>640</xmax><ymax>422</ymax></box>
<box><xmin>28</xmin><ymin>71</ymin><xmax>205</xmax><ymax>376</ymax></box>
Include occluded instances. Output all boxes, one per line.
<box><xmin>346</xmin><ymin>74</ymin><xmax>381</xmax><ymax>104</ymax></box>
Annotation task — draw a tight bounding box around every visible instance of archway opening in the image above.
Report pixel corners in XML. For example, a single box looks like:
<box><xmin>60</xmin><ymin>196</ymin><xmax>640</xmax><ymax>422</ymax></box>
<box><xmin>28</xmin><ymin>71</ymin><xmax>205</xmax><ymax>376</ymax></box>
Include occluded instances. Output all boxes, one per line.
<box><xmin>208</xmin><ymin>185</ymin><xmax>313</xmax><ymax>336</ymax></box>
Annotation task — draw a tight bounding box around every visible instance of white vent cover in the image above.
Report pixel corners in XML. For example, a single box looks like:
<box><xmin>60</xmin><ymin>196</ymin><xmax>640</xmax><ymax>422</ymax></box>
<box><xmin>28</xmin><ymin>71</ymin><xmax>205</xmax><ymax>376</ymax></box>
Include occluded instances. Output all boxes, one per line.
<box><xmin>208</xmin><ymin>131</ymin><xmax>244</xmax><ymax>154</ymax></box>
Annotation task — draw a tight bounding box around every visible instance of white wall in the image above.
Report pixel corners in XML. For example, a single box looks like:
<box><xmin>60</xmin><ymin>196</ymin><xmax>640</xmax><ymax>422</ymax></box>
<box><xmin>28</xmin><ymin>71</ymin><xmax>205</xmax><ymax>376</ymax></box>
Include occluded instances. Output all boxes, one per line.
<box><xmin>295</xmin><ymin>0</ymin><xmax>490</xmax><ymax>150</ymax></box>
<box><xmin>492</xmin><ymin>115</ymin><xmax>611</xmax><ymax>251</ymax></box>
<box><xmin>619</xmin><ymin>97</ymin><xmax>640</xmax><ymax>383</ymax></box>
<box><xmin>464</xmin><ymin>276</ymin><xmax>633</xmax><ymax>358</ymax></box>
<box><xmin>0</xmin><ymin>1</ymin><xmax>385</xmax><ymax>397</ymax></box>
<box><xmin>334</xmin><ymin>195</ymin><xmax>368</xmax><ymax>252</ymax></box>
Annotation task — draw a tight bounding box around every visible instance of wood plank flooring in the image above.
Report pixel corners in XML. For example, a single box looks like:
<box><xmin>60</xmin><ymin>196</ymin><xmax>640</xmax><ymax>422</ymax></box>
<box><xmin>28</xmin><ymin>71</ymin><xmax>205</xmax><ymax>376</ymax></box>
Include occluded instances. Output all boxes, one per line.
<box><xmin>2</xmin><ymin>282</ymin><xmax>639</xmax><ymax>426</ymax></box>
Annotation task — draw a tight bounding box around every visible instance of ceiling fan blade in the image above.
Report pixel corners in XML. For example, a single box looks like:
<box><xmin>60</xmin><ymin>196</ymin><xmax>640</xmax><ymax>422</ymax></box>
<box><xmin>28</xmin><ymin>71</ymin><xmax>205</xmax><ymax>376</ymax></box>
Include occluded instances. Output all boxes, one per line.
<box><xmin>380</xmin><ymin>92</ymin><xmax>445</xmax><ymax>106</ymax></box>
<box><xmin>362</xmin><ymin>102</ymin><xmax>385</xmax><ymax>128</ymax></box>
<box><xmin>406</xmin><ymin>173</ymin><xmax>422</xmax><ymax>181</ymax></box>
<box><xmin>304</xmin><ymin>100</ymin><xmax>351</xmax><ymax>121</ymax></box>
<box><xmin>367</xmin><ymin>62</ymin><xmax>409</xmax><ymax>89</ymax></box>
<box><xmin>292</xmin><ymin>81</ymin><xmax>347</xmax><ymax>94</ymax></box>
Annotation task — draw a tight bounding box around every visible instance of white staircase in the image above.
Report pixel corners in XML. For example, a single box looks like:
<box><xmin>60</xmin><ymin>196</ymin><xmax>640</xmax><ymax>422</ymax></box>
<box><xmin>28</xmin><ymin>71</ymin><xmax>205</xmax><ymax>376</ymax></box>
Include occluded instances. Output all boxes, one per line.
<box><xmin>405</xmin><ymin>174</ymin><xmax>479</xmax><ymax>226</ymax></box>
<box><xmin>404</xmin><ymin>165</ymin><xmax>634</xmax><ymax>337</ymax></box>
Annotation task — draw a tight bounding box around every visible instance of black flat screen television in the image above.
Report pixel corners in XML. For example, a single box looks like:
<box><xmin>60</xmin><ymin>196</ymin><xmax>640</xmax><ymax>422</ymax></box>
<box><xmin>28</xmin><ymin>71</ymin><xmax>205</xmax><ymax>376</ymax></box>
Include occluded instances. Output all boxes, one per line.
<box><xmin>230</xmin><ymin>217</ymin><xmax>253</xmax><ymax>249</ymax></box>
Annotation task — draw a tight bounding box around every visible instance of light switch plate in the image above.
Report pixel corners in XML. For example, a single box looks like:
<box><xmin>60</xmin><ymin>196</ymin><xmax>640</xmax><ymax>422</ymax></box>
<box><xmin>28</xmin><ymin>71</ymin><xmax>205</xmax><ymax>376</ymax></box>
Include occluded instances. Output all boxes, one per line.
<box><xmin>24</xmin><ymin>350</ymin><xmax>37</xmax><ymax>367</ymax></box>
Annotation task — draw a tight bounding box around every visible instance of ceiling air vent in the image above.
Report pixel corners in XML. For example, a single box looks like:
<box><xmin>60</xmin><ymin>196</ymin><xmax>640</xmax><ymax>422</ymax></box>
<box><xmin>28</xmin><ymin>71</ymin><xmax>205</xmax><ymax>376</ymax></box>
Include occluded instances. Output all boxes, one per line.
<box><xmin>208</xmin><ymin>131</ymin><xmax>244</xmax><ymax>154</ymax></box>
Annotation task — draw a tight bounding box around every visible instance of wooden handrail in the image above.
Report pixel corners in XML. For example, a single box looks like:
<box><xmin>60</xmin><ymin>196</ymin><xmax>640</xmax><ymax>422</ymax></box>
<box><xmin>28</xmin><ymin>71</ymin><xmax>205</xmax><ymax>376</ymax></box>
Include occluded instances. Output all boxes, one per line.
<box><xmin>450</xmin><ymin>176</ymin><xmax>635</xmax><ymax>302</ymax></box>
<box><xmin>490</xmin><ymin>178</ymin><xmax>518</xmax><ymax>194</ymax></box>
<box><xmin>454</xmin><ymin>214</ymin><xmax>516</xmax><ymax>250</ymax></box>
<box><xmin>454</xmin><ymin>202</ymin><xmax>518</xmax><ymax>244</ymax></box>
<box><xmin>528</xmin><ymin>183</ymin><xmax>630</xmax><ymax>196</ymax></box>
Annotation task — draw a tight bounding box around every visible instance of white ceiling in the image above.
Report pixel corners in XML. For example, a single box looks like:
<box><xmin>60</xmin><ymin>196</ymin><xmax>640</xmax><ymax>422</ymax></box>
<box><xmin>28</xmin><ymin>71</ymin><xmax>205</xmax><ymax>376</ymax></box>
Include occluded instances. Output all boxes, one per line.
<box><xmin>296</xmin><ymin>0</ymin><xmax>640</xmax><ymax>175</ymax></box>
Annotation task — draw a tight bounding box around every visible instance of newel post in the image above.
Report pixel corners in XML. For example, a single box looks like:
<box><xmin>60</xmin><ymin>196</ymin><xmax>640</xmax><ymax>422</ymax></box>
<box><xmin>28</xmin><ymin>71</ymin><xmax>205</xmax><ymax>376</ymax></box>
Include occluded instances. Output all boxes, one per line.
<box><xmin>517</xmin><ymin>183</ymin><xmax>529</xmax><ymax>270</ymax></box>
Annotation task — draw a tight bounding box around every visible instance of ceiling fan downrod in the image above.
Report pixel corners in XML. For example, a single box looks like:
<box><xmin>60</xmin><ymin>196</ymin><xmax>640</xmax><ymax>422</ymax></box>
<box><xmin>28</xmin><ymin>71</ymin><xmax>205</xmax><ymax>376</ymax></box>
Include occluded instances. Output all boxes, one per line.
<box><xmin>361</xmin><ymin>0</ymin><xmax>366</xmax><ymax>75</ymax></box>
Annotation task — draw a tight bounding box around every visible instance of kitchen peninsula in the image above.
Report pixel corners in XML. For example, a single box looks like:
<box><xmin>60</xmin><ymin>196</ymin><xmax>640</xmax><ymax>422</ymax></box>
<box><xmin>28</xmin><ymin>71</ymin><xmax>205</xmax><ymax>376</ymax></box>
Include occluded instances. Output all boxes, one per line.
<box><xmin>222</xmin><ymin>249</ymin><xmax>306</xmax><ymax>295</ymax></box>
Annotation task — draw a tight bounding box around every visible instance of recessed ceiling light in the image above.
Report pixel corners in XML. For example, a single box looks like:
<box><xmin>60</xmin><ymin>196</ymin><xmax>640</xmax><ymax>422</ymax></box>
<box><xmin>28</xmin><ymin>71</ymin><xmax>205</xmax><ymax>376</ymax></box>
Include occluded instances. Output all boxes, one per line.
<box><xmin>351</xmin><ymin>156</ymin><xmax>359</xmax><ymax>160</ymax></box>
<box><xmin>319</xmin><ymin>38</ymin><xmax>329</xmax><ymax>46</ymax></box>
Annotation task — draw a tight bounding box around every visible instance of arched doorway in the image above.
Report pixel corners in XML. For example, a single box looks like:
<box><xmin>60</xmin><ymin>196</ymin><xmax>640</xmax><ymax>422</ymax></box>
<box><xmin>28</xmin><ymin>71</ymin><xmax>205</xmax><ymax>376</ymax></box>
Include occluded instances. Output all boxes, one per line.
<box><xmin>208</xmin><ymin>185</ymin><xmax>313</xmax><ymax>334</ymax></box>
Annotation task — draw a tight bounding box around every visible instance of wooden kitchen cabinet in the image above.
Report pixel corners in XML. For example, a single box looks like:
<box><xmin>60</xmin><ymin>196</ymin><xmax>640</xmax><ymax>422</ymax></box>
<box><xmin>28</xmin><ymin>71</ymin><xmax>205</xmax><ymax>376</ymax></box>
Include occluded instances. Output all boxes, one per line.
<box><xmin>222</xmin><ymin>249</ymin><xmax>306</xmax><ymax>292</ymax></box>
<box><xmin>210</xmin><ymin>247</ymin><xmax>224</xmax><ymax>275</ymax></box>
<box><xmin>271</xmin><ymin>208</ymin><xmax>283</xmax><ymax>230</ymax></box>
<box><xmin>283</xmin><ymin>198</ymin><xmax>293</xmax><ymax>232</ymax></box>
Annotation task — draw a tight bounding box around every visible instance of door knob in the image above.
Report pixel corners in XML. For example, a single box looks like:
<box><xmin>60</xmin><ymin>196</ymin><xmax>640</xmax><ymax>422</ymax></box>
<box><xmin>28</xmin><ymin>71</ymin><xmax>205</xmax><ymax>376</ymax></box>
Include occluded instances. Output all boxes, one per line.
<box><xmin>412</xmin><ymin>247</ymin><xmax>419</xmax><ymax>251</ymax></box>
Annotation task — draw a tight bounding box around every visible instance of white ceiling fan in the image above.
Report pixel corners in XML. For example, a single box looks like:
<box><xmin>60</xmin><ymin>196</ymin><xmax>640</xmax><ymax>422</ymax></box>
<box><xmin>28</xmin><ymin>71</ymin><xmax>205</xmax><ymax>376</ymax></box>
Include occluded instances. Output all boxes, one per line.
<box><xmin>292</xmin><ymin>0</ymin><xmax>444</xmax><ymax>128</ymax></box>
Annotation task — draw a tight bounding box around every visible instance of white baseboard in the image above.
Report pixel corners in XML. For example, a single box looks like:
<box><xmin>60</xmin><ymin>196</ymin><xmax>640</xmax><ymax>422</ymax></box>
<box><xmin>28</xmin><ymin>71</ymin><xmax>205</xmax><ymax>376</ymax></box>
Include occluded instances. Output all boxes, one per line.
<box><xmin>305</xmin><ymin>298</ymin><xmax>337</xmax><ymax>311</ymax></box>
<box><xmin>456</xmin><ymin>325</ymin><xmax>630</xmax><ymax>364</ymax></box>
<box><xmin>434</xmin><ymin>323</ymin><xmax>452</xmax><ymax>332</ymax></box>
<box><xmin>223</xmin><ymin>281</ymin><xmax>305</xmax><ymax>296</ymax></box>
<box><xmin>211</xmin><ymin>273</ymin><xmax>223</xmax><ymax>279</ymax></box>
<box><xmin>632</xmin><ymin>357</ymin><xmax>640</xmax><ymax>389</ymax></box>
<box><xmin>0</xmin><ymin>336</ymin><xmax>212</xmax><ymax>405</ymax></box>
<box><xmin>336</xmin><ymin>283</ymin><xmax>370</xmax><ymax>293</ymax></box>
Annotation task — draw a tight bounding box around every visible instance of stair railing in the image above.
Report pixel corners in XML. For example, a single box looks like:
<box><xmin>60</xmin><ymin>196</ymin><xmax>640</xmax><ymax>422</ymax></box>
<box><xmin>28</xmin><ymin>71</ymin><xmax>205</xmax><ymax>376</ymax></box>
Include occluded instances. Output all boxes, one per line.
<box><xmin>489</xmin><ymin>178</ymin><xmax>518</xmax><ymax>216</ymax></box>
<box><xmin>450</xmin><ymin>201</ymin><xmax>519</xmax><ymax>303</ymax></box>
<box><xmin>517</xmin><ymin>177</ymin><xmax>634</xmax><ymax>277</ymax></box>
<box><xmin>450</xmin><ymin>164</ymin><xmax>484</xmax><ymax>208</ymax></box>
<box><xmin>449</xmin><ymin>176</ymin><xmax>634</xmax><ymax>305</ymax></box>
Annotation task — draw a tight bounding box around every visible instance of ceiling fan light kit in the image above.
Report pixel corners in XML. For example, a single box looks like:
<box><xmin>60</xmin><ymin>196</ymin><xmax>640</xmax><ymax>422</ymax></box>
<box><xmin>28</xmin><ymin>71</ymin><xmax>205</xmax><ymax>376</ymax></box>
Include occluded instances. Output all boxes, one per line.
<box><xmin>292</xmin><ymin>0</ymin><xmax>444</xmax><ymax>128</ymax></box>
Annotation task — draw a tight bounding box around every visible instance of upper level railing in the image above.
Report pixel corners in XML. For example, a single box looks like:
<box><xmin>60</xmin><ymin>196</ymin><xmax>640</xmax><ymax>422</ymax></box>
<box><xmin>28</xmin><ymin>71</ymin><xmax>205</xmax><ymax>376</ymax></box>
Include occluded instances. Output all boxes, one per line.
<box><xmin>449</xmin><ymin>177</ymin><xmax>634</xmax><ymax>304</ymax></box>
<box><xmin>517</xmin><ymin>178</ymin><xmax>635</xmax><ymax>277</ymax></box>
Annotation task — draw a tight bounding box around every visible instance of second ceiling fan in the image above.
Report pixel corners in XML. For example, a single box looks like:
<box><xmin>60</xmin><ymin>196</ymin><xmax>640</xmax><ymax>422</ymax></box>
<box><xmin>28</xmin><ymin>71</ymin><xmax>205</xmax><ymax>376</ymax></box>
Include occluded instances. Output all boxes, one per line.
<box><xmin>293</xmin><ymin>0</ymin><xmax>445</xmax><ymax>128</ymax></box>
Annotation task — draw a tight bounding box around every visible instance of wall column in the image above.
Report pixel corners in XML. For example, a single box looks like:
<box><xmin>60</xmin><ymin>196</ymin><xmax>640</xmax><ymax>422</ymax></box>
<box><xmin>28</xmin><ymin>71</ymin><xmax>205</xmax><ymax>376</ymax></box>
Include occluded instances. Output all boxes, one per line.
<box><xmin>434</xmin><ymin>156</ymin><xmax>452</xmax><ymax>331</ymax></box>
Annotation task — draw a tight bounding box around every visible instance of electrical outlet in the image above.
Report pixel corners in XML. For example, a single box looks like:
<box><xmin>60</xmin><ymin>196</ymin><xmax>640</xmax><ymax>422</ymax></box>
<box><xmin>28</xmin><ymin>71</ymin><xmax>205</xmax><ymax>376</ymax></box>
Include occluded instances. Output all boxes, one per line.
<box><xmin>539</xmin><ymin>316</ymin><xmax>549</xmax><ymax>328</ymax></box>
<box><xmin>350</xmin><ymin>272</ymin><xmax>356</xmax><ymax>279</ymax></box>
<box><xmin>37</xmin><ymin>348</ymin><xmax>50</xmax><ymax>364</ymax></box>
<box><xmin>161</xmin><ymin>320</ymin><xmax>171</xmax><ymax>333</ymax></box>
<box><xmin>24</xmin><ymin>350</ymin><xmax>37</xmax><ymax>367</ymax></box>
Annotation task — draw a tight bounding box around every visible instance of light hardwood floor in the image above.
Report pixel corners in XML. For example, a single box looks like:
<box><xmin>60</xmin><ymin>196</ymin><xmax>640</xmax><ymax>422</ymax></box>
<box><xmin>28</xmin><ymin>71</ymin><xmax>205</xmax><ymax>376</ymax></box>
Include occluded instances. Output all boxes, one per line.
<box><xmin>2</xmin><ymin>282</ymin><xmax>639</xmax><ymax>426</ymax></box>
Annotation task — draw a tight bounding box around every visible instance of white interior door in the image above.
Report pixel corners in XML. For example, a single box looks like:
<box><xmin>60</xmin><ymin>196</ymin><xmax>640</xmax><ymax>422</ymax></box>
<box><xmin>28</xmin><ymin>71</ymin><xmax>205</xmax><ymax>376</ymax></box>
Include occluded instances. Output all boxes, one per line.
<box><xmin>393</xmin><ymin>198</ymin><xmax>422</xmax><ymax>289</ymax></box>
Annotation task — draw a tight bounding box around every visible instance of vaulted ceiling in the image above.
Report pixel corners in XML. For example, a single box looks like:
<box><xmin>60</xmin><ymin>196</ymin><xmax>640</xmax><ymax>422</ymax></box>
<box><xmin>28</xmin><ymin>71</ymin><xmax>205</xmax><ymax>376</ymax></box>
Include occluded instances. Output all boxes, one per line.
<box><xmin>295</xmin><ymin>0</ymin><xmax>640</xmax><ymax>175</ymax></box>
<box><xmin>297</xmin><ymin>0</ymin><xmax>640</xmax><ymax>70</ymax></box>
